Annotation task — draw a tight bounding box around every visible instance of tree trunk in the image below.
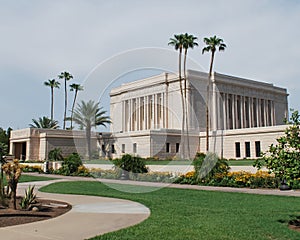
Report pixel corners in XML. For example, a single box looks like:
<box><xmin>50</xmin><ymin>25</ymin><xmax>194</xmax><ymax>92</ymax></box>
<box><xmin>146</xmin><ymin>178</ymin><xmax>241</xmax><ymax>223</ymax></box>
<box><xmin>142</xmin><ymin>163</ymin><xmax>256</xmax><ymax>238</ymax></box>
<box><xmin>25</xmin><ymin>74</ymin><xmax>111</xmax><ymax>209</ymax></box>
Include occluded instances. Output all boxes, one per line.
<box><xmin>70</xmin><ymin>90</ymin><xmax>78</xmax><ymax>129</ymax></box>
<box><xmin>206</xmin><ymin>50</ymin><xmax>215</xmax><ymax>152</ymax></box>
<box><xmin>51</xmin><ymin>87</ymin><xmax>54</xmax><ymax>121</ymax></box>
<box><xmin>179</xmin><ymin>47</ymin><xmax>185</xmax><ymax>159</ymax></box>
<box><xmin>63</xmin><ymin>79</ymin><xmax>67</xmax><ymax>130</ymax></box>
<box><xmin>86</xmin><ymin>125</ymin><xmax>91</xmax><ymax>160</ymax></box>
<box><xmin>183</xmin><ymin>48</ymin><xmax>191</xmax><ymax>160</ymax></box>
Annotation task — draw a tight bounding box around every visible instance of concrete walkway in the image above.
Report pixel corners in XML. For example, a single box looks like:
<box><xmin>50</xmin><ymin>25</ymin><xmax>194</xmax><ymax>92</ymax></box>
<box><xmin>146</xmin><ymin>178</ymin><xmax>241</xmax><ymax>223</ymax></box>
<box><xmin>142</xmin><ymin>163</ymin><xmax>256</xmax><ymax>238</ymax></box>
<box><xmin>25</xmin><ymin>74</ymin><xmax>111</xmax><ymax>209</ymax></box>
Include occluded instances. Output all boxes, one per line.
<box><xmin>0</xmin><ymin>179</ymin><xmax>150</xmax><ymax>240</ymax></box>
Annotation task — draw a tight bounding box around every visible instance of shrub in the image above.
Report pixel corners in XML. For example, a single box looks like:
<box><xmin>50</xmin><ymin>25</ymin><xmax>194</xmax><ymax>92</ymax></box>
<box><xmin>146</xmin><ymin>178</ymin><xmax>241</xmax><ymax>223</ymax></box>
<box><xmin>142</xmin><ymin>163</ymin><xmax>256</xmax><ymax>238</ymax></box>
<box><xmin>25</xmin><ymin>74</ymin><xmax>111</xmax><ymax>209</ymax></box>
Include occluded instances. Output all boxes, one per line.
<box><xmin>76</xmin><ymin>165</ymin><xmax>91</xmax><ymax>177</ymax></box>
<box><xmin>21</xmin><ymin>165</ymin><xmax>43</xmax><ymax>173</ymax></box>
<box><xmin>255</xmin><ymin>110</ymin><xmax>300</xmax><ymax>186</ymax></box>
<box><xmin>113</xmin><ymin>154</ymin><xmax>148</xmax><ymax>175</ymax></box>
<box><xmin>59</xmin><ymin>153</ymin><xmax>83</xmax><ymax>175</ymax></box>
<box><xmin>193</xmin><ymin>152</ymin><xmax>229</xmax><ymax>182</ymax></box>
<box><xmin>48</xmin><ymin>148</ymin><xmax>63</xmax><ymax>161</ymax></box>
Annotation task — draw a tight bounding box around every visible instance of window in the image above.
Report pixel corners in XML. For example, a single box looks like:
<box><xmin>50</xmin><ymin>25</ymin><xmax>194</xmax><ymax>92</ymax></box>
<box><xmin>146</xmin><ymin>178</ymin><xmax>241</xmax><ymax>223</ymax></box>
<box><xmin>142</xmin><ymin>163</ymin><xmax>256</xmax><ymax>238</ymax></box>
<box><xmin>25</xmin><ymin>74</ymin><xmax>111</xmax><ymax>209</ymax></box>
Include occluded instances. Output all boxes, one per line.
<box><xmin>133</xmin><ymin>143</ymin><xmax>137</xmax><ymax>153</ymax></box>
<box><xmin>255</xmin><ymin>141</ymin><xmax>261</xmax><ymax>157</ymax></box>
<box><xmin>245</xmin><ymin>142</ymin><xmax>251</xmax><ymax>158</ymax></box>
<box><xmin>122</xmin><ymin>144</ymin><xmax>125</xmax><ymax>153</ymax></box>
<box><xmin>166</xmin><ymin>143</ymin><xmax>170</xmax><ymax>153</ymax></box>
<box><xmin>235</xmin><ymin>142</ymin><xmax>241</xmax><ymax>158</ymax></box>
<box><xmin>176</xmin><ymin>143</ymin><xmax>180</xmax><ymax>153</ymax></box>
<box><xmin>111</xmin><ymin>144</ymin><xmax>116</xmax><ymax>154</ymax></box>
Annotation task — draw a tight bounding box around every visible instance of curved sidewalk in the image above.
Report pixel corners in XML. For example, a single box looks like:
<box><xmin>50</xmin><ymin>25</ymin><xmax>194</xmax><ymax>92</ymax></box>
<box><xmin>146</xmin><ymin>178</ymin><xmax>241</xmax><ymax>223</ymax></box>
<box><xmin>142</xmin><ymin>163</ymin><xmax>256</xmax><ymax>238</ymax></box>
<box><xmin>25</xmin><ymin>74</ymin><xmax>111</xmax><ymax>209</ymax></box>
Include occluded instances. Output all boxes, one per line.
<box><xmin>0</xmin><ymin>179</ymin><xmax>150</xmax><ymax>240</ymax></box>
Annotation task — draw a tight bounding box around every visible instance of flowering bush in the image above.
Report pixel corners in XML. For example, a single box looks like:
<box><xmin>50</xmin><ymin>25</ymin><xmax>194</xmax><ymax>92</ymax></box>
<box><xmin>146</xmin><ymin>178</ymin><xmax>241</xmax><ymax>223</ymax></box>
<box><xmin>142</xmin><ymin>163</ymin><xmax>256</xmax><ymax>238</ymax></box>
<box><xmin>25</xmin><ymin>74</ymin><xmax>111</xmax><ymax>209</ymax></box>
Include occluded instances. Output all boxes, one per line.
<box><xmin>90</xmin><ymin>168</ymin><xmax>175</xmax><ymax>182</ymax></box>
<box><xmin>20</xmin><ymin>165</ymin><xmax>43</xmax><ymax>173</ymax></box>
<box><xmin>175</xmin><ymin>170</ymin><xmax>280</xmax><ymax>189</ymax></box>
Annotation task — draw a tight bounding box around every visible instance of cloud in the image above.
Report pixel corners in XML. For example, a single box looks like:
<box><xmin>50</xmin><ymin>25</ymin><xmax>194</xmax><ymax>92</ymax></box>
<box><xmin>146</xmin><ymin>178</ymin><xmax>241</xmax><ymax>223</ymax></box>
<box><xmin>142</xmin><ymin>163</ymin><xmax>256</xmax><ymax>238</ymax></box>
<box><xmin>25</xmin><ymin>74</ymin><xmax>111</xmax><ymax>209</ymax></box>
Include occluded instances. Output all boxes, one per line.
<box><xmin>0</xmin><ymin>0</ymin><xmax>299</xmax><ymax>129</ymax></box>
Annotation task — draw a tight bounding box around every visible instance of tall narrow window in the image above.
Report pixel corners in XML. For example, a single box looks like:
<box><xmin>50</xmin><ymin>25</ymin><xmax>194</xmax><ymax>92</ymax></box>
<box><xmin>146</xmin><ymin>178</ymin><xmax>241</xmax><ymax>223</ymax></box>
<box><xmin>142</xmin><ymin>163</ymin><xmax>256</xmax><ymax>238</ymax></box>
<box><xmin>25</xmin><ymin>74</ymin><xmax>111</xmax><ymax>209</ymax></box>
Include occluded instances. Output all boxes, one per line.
<box><xmin>166</xmin><ymin>143</ymin><xmax>170</xmax><ymax>153</ymax></box>
<box><xmin>111</xmin><ymin>144</ymin><xmax>116</xmax><ymax>154</ymax></box>
<box><xmin>133</xmin><ymin>143</ymin><xmax>137</xmax><ymax>153</ymax></box>
<box><xmin>255</xmin><ymin>141</ymin><xmax>261</xmax><ymax>157</ymax></box>
<box><xmin>176</xmin><ymin>143</ymin><xmax>180</xmax><ymax>153</ymax></box>
<box><xmin>245</xmin><ymin>142</ymin><xmax>251</xmax><ymax>158</ymax></box>
<box><xmin>122</xmin><ymin>144</ymin><xmax>125</xmax><ymax>153</ymax></box>
<box><xmin>235</xmin><ymin>142</ymin><xmax>241</xmax><ymax>158</ymax></box>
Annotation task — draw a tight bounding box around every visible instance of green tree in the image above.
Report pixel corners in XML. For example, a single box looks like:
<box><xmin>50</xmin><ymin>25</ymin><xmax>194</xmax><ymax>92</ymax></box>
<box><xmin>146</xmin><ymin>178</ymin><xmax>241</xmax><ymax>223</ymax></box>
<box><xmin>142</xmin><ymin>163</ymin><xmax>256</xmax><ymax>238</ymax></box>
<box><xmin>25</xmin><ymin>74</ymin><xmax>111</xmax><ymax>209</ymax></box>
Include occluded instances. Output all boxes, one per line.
<box><xmin>168</xmin><ymin>34</ymin><xmax>186</xmax><ymax>159</ymax></box>
<box><xmin>255</xmin><ymin>110</ymin><xmax>300</xmax><ymax>187</ymax></box>
<box><xmin>44</xmin><ymin>79</ymin><xmax>60</xmax><ymax>121</ymax></box>
<box><xmin>182</xmin><ymin>33</ymin><xmax>198</xmax><ymax>159</ymax></box>
<box><xmin>202</xmin><ymin>35</ymin><xmax>226</xmax><ymax>152</ymax></box>
<box><xmin>58</xmin><ymin>71</ymin><xmax>73</xmax><ymax>129</ymax></box>
<box><xmin>67</xmin><ymin>100</ymin><xmax>111</xmax><ymax>159</ymax></box>
<box><xmin>29</xmin><ymin>116</ymin><xmax>59</xmax><ymax>129</ymax></box>
<box><xmin>69</xmin><ymin>83</ymin><xmax>84</xmax><ymax>129</ymax></box>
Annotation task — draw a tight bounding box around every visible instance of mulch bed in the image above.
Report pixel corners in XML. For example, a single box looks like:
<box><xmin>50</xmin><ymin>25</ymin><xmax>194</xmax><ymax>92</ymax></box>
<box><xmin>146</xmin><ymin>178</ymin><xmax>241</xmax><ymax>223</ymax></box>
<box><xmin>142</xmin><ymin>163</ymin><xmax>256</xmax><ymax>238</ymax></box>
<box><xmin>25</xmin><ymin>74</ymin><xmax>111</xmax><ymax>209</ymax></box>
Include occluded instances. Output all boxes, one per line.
<box><xmin>0</xmin><ymin>197</ymin><xmax>72</xmax><ymax>227</ymax></box>
<box><xmin>289</xmin><ymin>219</ymin><xmax>300</xmax><ymax>232</ymax></box>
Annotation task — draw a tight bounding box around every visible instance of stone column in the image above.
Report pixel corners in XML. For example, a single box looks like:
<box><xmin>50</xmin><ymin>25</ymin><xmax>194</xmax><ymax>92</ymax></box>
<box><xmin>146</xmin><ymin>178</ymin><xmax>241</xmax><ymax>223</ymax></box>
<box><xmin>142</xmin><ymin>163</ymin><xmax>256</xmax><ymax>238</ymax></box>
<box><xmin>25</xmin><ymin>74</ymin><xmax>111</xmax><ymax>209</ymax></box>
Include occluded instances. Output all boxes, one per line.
<box><xmin>232</xmin><ymin>95</ymin><xmax>236</xmax><ymax>129</ymax></box>
<box><xmin>256</xmin><ymin>98</ymin><xmax>260</xmax><ymax>127</ymax></box>
<box><xmin>240</xmin><ymin>96</ymin><xmax>244</xmax><ymax>129</ymax></box>
<box><xmin>144</xmin><ymin>96</ymin><xmax>148</xmax><ymax>130</ymax></box>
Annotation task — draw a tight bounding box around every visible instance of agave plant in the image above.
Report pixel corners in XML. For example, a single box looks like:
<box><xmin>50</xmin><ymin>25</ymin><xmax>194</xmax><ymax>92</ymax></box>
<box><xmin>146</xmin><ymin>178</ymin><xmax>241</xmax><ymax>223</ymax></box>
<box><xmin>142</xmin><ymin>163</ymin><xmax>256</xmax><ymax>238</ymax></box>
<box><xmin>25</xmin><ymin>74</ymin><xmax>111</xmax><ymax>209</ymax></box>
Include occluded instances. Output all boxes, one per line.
<box><xmin>20</xmin><ymin>185</ymin><xmax>37</xmax><ymax>210</ymax></box>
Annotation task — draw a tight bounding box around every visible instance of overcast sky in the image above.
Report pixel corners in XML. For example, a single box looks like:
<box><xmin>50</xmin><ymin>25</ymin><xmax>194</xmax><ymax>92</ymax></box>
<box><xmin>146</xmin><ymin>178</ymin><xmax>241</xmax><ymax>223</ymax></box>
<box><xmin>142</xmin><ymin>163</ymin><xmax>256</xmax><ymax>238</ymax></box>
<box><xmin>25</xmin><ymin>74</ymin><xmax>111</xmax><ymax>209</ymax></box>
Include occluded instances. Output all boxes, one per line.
<box><xmin>0</xmin><ymin>0</ymin><xmax>299</xmax><ymax>130</ymax></box>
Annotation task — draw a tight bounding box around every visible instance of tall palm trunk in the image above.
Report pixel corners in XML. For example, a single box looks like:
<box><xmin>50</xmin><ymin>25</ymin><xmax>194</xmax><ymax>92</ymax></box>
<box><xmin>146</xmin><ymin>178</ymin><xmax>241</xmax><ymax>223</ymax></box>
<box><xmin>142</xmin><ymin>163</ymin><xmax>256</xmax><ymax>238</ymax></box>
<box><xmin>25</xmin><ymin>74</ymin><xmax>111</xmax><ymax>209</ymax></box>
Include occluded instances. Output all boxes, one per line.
<box><xmin>63</xmin><ymin>79</ymin><xmax>67</xmax><ymax>129</ymax></box>
<box><xmin>178</xmin><ymin>47</ymin><xmax>186</xmax><ymax>159</ymax></box>
<box><xmin>86</xmin><ymin>124</ymin><xmax>91</xmax><ymax>160</ymax></box>
<box><xmin>51</xmin><ymin>87</ymin><xmax>54</xmax><ymax>121</ymax></box>
<box><xmin>183</xmin><ymin>48</ymin><xmax>191</xmax><ymax>160</ymax></box>
<box><xmin>70</xmin><ymin>90</ymin><xmax>78</xmax><ymax>129</ymax></box>
<box><xmin>206</xmin><ymin>50</ymin><xmax>215</xmax><ymax>152</ymax></box>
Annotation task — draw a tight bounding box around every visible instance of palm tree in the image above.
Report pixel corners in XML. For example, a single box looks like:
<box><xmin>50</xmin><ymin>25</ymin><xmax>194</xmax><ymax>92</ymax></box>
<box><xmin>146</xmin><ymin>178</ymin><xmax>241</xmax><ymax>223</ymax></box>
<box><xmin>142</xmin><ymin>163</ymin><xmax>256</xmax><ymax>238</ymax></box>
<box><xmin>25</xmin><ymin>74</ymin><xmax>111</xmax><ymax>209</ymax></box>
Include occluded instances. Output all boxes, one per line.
<box><xmin>44</xmin><ymin>79</ymin><xmax>60</xmax><ymax>121</ymax></box>
<box><xmin>67</xmin><ymin>100</ymin><xmax>111</xmax><ymax>159</ymax></box>
<box><xmin>58</xmin><ymin>71</ymin><xmax>73</xmax><ymax>129</ymax></box>
<box><xmin>69</xmin><ymin>83</ymin><xmax>84</xmax><ymax>129</ymax></box>
<box><xmin>168</xmin><ymin>34</ymin><xmax>186</xmax><ymax>159</ymax></box>
<box><xmin>202</xmin><ymin>35</ymin><xmax>226</xmax><ymax>152</ymax></box>
<box><xmin>29</xmin><ymin>116</ymin><xmax>59</xmax><ymax>129</ymax></box>
<box><xmin>182</xmin><ymin>33</ymin><xmax>198</xmax><ymax>159</ymax></box>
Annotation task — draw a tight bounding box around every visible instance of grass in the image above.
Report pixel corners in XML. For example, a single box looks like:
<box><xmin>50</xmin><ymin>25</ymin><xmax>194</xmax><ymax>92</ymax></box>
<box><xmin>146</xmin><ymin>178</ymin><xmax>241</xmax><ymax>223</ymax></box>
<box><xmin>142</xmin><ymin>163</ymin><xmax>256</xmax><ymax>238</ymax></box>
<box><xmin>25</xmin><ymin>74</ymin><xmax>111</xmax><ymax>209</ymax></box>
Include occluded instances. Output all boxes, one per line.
<box><xmin>40</xmin><ymin>181</ymin><xmax>300</xmax><ymax>240</ymax></box>
<box><xmin>19</xmin><ymin>175</ymin><xmax>56</xmax><ymax>183</ymax></box>
<box><xmin>1</xmin><ymin>174</ymin><xmax>56</xmax><ymax>185</ymax></box>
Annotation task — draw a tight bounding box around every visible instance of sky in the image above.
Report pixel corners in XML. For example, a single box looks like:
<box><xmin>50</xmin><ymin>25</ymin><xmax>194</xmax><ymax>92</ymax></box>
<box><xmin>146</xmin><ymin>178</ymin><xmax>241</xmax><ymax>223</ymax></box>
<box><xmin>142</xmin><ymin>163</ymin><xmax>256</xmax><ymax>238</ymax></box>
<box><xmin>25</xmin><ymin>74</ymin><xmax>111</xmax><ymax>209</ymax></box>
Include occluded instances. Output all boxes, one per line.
<box><xmin>0</xmin><ymin>0</ymin><xmax>299</xmax><ymax>130</ymax></box>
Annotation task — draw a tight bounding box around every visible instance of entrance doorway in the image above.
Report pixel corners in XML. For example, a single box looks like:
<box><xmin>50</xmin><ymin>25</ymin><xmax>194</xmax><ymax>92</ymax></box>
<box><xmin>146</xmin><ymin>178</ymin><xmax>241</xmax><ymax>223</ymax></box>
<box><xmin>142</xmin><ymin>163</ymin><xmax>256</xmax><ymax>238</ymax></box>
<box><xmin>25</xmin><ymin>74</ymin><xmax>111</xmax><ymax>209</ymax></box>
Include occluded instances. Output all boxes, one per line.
<box><xmin>13</xmin><ymin>142</ymin><xmax>27</xmax><ymax>161</ymax></box>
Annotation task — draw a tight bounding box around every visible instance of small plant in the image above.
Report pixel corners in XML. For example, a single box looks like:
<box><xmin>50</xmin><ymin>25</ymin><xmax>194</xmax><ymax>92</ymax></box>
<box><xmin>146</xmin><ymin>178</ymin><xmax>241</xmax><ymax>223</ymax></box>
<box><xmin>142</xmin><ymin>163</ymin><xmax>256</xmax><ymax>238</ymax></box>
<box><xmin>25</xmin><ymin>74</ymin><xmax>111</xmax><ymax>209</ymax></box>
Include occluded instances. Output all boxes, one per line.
<box><xmin>20</xmin><ymin>185</ymin><xmax>36</xmax><ymax>210</ymax></box>
<box><xmin>48</xmin><ymin>148</ymin><xmax>63</xmax><ymax>161</ymax></box>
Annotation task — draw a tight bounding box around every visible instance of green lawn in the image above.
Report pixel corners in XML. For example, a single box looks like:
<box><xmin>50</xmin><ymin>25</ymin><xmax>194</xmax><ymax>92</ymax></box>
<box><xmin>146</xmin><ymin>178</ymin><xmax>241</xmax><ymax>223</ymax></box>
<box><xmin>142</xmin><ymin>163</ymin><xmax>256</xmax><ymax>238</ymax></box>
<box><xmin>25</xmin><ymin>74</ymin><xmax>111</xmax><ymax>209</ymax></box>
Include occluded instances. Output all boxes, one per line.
<box><xmin>40</xmin><ymin>181</ymin><xmax>300</xmax><ymax>240</ymax></box>
<box><xmin>1</xmin><ymin>174</ymin><xmax>56</xmax><ymax>185</ymax></box>
<box><xmin>19</xmin><ymin>175</ymin><xmax>56</xmax><ymax>183</ymax></box>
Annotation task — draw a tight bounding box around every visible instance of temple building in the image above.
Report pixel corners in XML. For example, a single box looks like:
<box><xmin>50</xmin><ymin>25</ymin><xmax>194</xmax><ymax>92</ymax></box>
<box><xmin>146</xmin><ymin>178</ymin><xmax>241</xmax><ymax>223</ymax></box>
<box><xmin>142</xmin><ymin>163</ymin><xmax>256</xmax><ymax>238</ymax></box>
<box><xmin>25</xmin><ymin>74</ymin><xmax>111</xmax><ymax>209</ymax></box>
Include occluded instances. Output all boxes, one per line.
<box><xmin>10</xmin><ymin>70</ymin><xmax>288</xmax><ymax>160</ymax></box>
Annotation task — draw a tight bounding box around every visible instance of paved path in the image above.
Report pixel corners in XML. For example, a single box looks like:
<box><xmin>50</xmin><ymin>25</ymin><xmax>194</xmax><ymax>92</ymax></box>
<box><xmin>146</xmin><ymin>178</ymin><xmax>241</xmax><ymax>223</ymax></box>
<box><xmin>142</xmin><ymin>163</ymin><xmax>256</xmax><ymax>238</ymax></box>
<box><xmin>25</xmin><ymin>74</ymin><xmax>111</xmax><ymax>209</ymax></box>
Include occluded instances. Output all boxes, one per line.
<box><xmin>0</xmin><ymin>179</ymin><xmax>150</xmax><ymax>240</ymax></box>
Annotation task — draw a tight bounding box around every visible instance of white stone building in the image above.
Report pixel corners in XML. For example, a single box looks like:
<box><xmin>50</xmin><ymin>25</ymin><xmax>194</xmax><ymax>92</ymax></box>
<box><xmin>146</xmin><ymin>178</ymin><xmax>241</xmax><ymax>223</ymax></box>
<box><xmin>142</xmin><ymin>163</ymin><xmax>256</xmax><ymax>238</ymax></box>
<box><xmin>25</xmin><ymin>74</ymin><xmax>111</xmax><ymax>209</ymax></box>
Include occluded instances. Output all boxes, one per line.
<box><xmin>9</xmin><ymin>70</ymin><xmax>288</xmax><ymax>160</ymax></box>
<box><xmin>109</xmin><ymin>70</ymin><xmax>288</xmax><ymax>159</ymax></box>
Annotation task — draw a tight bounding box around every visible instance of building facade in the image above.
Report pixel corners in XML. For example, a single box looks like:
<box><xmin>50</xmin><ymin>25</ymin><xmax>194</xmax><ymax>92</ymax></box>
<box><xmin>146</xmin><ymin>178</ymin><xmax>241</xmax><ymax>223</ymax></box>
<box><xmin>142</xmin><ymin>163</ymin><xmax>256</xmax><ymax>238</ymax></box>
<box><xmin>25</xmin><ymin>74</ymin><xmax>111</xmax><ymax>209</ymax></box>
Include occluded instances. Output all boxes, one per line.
<box><xmin>109</xmin><ymin>70</ymin><xmax>288</xmax><ymax>159</ymax></box>
<box><xmin>10</xmin><ymin>70</ymin><xmax>288</xmax><ymax>160</ymax></box>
